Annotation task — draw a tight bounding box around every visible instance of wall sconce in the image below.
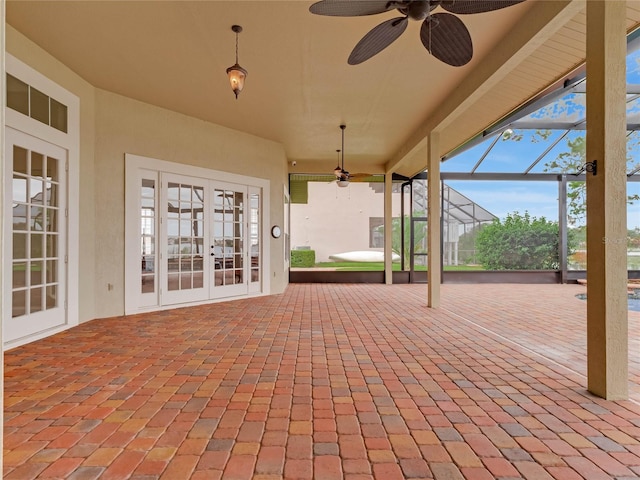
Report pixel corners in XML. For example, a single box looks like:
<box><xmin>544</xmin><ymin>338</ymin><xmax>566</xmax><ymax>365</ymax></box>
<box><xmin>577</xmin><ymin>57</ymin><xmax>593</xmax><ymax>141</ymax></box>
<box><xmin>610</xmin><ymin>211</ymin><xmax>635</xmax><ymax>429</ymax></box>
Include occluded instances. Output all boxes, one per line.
<box><xmin>573</xmin><ymin>160</ymin><xmax>597</xmax><ymax>176</ymax></box>
<box><xmin>226</xmin><ymin>25</ymin><xmax>248</xmax><ymax>99</ymax></box>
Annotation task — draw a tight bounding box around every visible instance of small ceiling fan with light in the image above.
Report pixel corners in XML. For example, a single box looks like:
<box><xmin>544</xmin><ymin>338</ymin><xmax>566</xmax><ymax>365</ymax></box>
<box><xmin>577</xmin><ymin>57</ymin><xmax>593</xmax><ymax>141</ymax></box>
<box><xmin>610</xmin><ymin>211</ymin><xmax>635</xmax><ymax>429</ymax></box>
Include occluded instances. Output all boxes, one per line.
<box><xmin>334</xmin><ymin>125</ymin><xmax>350</xmax><ymax>187</ymax></box>
<box><xmin>333</xmin><ymin>124</ymin><xmax>372</xmax><ymax>187</ymax></box>
<box><xmin>309</xmin><ymin>0</ymin><xmax>526</xmax><ymax>67</ymax></box>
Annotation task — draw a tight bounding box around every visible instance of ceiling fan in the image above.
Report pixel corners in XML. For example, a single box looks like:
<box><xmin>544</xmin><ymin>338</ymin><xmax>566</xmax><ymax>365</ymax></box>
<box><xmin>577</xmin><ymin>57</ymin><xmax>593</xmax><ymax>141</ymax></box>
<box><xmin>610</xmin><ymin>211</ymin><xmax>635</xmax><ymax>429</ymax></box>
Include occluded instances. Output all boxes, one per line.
<box><xmin>333</xmin><ymin>124</ymin><xmax>372</xmax><ymax>187</ymax></box>
<box><xmin>334</xmin><ymin>125</ymin><xmax>351</xmax><ymax>187</ymax></box>
<box><xmin>309</xmin><ymin>0</ymin><xmax>526</xmax><ymax>67</ymax></box>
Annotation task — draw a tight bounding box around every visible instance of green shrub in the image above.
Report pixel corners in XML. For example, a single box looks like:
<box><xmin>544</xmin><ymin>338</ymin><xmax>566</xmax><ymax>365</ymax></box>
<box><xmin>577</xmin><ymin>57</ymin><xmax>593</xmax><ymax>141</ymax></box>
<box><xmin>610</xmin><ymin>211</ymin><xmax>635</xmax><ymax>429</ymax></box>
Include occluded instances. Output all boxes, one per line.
<box><xmin>476</xmin><ymin>211</ymin><xmax>576</xmax><ymax>270</ymax></box>
<box><xmin>291</xmin><ymin>249</ymin><xmax>315</xmax><ymax>267</ymax></box>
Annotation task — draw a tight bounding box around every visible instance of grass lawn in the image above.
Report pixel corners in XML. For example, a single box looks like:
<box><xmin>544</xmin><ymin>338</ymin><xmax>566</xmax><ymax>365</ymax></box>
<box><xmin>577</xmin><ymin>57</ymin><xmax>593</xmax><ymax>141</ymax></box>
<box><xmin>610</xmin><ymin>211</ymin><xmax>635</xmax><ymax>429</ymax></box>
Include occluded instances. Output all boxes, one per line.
<box><xmin>310</xmin><ymin>262</ymin><xmax>485</xmax><ymax>272</ymax></box>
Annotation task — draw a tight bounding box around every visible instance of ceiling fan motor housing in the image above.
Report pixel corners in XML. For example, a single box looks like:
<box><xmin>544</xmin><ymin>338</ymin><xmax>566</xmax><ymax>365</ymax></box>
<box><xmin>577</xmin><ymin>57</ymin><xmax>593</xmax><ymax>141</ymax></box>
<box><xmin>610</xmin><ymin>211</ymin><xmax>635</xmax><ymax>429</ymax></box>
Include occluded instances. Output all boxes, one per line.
<box><xmin>400</xmin><ymin>1</ymin><xmax>431</xmax><ymax>21</ymax></box>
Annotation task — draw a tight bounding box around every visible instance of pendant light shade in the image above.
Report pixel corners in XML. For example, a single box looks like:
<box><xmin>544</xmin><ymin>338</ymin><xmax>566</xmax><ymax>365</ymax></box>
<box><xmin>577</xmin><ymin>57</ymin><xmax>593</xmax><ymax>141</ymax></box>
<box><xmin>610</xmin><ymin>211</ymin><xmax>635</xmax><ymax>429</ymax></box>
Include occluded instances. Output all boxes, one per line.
<box><xmin>227</xmin><ymin>25</ymin><xmax>247</xmax><ymax>99</ymax></box>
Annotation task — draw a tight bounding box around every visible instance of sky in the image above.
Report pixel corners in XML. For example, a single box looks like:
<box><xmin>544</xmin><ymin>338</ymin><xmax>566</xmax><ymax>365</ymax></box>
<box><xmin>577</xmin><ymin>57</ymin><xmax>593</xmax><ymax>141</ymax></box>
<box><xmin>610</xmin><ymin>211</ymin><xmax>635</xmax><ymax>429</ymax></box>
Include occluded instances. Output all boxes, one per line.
<box><xmin>439</xmin><ymin>47</ymin><xmax>640</xmax><ymax>230</ymax></box>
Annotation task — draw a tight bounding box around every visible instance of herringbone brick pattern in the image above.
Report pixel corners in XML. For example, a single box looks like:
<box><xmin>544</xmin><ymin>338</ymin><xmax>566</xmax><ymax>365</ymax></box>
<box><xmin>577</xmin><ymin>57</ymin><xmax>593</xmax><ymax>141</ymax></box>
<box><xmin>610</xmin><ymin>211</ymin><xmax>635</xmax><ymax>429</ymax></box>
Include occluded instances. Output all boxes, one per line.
<box><xmin>4</xmin><ymin>283</ymin><xmax>640</xmax><ymax>479</ymax></box>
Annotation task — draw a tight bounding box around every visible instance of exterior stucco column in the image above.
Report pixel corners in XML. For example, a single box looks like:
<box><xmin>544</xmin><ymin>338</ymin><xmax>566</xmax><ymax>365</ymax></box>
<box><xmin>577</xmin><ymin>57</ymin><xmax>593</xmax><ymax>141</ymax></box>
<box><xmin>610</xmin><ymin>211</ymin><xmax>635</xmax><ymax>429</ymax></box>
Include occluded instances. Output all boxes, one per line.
<box><xmin>427</xmin><ymin>132</ymin><xmax>441</xmax><ymax>308</ymax></box>
<box><xmin>384</xmin><ymin>171</ymin><xmax>393</xmax><ymax>284</ymax></box>
<box><xmin>1</xmin><ymin>0</ymin><xmax>6</xmax><ymax>464</ymax></box>
<box><xmin>586</xmin><ymin>0</ymin><xmax>628</xmax><ymax>400</ymax></box>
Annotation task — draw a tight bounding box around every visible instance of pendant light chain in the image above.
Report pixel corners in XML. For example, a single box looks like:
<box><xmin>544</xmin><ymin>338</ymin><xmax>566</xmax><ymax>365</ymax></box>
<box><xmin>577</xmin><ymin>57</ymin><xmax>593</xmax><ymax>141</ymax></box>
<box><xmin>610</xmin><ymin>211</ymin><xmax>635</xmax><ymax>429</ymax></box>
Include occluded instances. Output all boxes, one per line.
<box><xmin>235</xmin><ymin>29</ymin><xmax>240</xmax><ymax>65</ymax></box>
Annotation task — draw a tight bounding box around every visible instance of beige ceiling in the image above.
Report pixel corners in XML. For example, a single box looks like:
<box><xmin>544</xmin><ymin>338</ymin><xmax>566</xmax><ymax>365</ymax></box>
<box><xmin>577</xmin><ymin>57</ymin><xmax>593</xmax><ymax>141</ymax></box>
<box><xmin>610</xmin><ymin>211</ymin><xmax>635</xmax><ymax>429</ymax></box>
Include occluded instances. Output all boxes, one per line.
<box><xmin>6</xmin><ymin>1</ymin><xmax>640</xmax><ymax>177</ymax></box>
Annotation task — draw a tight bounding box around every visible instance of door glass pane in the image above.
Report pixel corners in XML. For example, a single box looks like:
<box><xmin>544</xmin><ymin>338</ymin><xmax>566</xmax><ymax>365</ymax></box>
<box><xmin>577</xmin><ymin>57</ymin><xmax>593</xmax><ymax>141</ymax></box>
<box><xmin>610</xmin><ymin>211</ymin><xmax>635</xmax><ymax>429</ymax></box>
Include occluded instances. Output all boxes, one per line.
<box><xmin>11</xmin><ymin>142</ymin><xmax>63</xmax><ymax>319</ymax></box>
<box><xmin>31</xmin><ymin>206</ymin><xmax>45</xmax><ymax>231</ymax></box>
<box><xmin>46</xmin><ymin>285</ymin><xmax>57</xmax><ymax>309</ymax></box>
<box><xmin>168</xmin><ymin>273</ymin><xmax>179</xmax><ymax>291</ymax></box>
<box><xmin>31</xmin><ymin>152</ymin><xmax>44</xmax><ymax>178</ymax></box>
<box><xmin>193</xmin><ymin>272</ymin><xmax>204</xmax><ymax>288</ymax></box>
<box><xmin>13</xmin><ymin>262</ymin><xmax>27</xmax><ymax>289</ymax></box>
<box><xmin>166</xmin><ymin>182</ymin><xmax>204</xmax><ymax>292</ymax></box>
<box><xmin>249</xmin><ymin>192</ymin><xmax>260</xmax><ymax>283</ymax></box>
<box><xmin>234</xmin><ymin>269</ymin><xmax>243</xmax><ymax>284</ymax></box>
<box><xmin>13</xmin><ymin>233</ymin><xmax>27</xmax><ymax>260</ymax></box>
<box><xmin>142</xmin><ymin>275</ymin><xmax>154</xmax><ymax>294</ymax></box>
<box><xmin>13</xmin><ymin>203</ymin><xmax>27</xmax><ymax>229</ymax></box>
<box><xmin>167</xmin><ymin>182</ymin><xmax>180</xmax><ymax>200</ymax></box>
<box><xmin>13</xmin><ymin>146</ymin><xmax>28</xmax><ymax>175</ymax></box>
<box><xmin>30</xmin><ymin>179</ymin><xmax>44</xmax><ymax>204</ymax></box>
<box><xmin>31</xmin><ymin>233</ymin><xmax>44</xmax><ymax>259</ymax></box>
<box><xmin>46</xmin><ymin>183</ymin><xmax>58</xmax><ymax>207</ymax></box>
<box><xmin>46</xmin><ymin>209</ymin><xmax>57</xmax><ymax>232</ymax></box>
<box><xmin>46</xmin><ymin>234</ymin><xmax>57</xmax><ymax>257</ymax></box>
<box><xmin>46</xmin><ymin>156</ymin><xmax>59</xmax><ymax>182</ymax></box>
<box><xmin>12</xmin><ymin>290</ymin><xmax>26</xmax><ymax>318</ymax></box>
<box><xmin>31</xmin><ymin>261</ymin><xmax>44</xmax><ymax>286</ymax></box>
<box><xmin>13</xmin><ymin>176</ymin><xmax>27</xmax><ymax>203</ymax></box>
<box><xmin>193</xmin><ymin>186</ymin><xmax>204</xmax><ymax>202</ymax></box>
<box><xmin>213</xmin><ymin>188</ymin><xmax>247</xmax><ymax>289</ymax></box>
<box><xmin>46</xmin><ymin>260</ymin><xmax>57</xmax><ymax>283</ymax></box>
<box><xmin>30</xmin><ymin>287</ymin><xmax>43</xmax><ymax>313</ymax></box>
<box><xmin>141</xmin><ymin>178</ymin><xmax>157</xmax><ymax>295</ymax></box>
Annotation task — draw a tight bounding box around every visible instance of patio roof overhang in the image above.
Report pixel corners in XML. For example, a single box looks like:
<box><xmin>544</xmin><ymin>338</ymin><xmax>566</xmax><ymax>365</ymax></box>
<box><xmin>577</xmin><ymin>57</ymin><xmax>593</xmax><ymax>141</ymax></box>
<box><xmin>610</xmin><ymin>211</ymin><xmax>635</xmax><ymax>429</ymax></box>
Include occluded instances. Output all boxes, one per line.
<box><xmin>437</xmin><ymin>31</ymin><xmax>640</xmax><ymax>178</ymax></box>
<box><xmin>7</xmin><ymin>1</ymin><xmax>640</xmax><ymax>178</ymax></box>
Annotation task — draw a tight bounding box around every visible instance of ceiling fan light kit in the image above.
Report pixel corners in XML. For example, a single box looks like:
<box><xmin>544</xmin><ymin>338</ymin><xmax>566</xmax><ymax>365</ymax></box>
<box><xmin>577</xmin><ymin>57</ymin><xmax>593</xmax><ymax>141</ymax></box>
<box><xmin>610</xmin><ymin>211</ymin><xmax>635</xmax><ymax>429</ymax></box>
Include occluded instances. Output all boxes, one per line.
<box><xmin>335</xmin><ymin>124</ymin><xmax>350</xmax><ymax>187</ymax></box>
<box><xmin>309</xmin><ymin>0</ymin><xmax>525</xmax><ymax>66</ymax></box>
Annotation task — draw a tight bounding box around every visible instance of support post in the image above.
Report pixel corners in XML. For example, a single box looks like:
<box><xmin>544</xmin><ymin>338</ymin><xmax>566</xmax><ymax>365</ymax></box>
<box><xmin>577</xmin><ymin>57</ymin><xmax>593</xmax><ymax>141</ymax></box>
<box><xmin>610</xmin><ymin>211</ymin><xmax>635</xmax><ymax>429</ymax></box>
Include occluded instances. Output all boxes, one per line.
<box><xmin>559</xmin><ymin>175</ymin><xmax>568</xmax><ymax>284</ymax></box>
<box><xmin>586</xmin><ymin>0</ymin><xmax>628</xmax><ymax>400</ymax></box>
<box><xmin>427</xmin><ymin>133</ymin><xmax>441</xmax><ymax>307</ymax></box>
<box><xmin>384</xmin><ymin>171</ymin><xmax>393</xmax><ymax>284</ymax></box>
<box><xmin>1</xmin><ymin>0</ymin><xmax>6</xmax><ymax>465</ymax></box>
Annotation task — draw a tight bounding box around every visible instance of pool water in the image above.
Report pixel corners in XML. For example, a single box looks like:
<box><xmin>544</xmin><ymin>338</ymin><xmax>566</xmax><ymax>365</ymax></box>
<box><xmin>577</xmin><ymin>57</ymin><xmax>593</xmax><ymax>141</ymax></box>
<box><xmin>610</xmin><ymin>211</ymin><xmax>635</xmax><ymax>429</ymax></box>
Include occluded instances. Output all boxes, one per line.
<box><xmin>576</xmin><ymin>291</ymin><xmax>640</xmax><ymax>312</ymax></box>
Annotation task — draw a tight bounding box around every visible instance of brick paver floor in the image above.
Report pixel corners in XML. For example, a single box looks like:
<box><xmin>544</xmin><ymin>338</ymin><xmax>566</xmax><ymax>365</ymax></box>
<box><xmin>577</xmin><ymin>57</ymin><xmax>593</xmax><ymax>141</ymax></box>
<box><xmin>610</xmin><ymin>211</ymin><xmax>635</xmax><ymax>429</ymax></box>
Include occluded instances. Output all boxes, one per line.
<box><xmin>4</xmin><ymin>283</ymin><xmax>640</xmax><ymax>479</ymax></box>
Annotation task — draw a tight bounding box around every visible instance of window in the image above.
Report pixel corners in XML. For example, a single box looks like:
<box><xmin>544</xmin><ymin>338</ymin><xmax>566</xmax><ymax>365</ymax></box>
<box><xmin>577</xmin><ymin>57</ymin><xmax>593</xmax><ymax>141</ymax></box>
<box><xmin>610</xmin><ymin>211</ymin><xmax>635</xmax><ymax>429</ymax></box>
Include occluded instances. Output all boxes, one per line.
<box><xmin>6</xmin><ymin>74</ymin><xmax>68</xmax><ymax>133</ymax></box>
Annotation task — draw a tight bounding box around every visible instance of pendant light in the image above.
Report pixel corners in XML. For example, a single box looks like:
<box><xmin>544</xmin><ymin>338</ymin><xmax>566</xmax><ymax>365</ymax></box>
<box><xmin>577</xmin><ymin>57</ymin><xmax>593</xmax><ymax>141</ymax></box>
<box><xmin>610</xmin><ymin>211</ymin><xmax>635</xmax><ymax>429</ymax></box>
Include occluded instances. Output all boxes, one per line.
<box><xmin>226</xmin><ymin>25</ymin><xmax>248</xmax><ymax>99</ymax></box>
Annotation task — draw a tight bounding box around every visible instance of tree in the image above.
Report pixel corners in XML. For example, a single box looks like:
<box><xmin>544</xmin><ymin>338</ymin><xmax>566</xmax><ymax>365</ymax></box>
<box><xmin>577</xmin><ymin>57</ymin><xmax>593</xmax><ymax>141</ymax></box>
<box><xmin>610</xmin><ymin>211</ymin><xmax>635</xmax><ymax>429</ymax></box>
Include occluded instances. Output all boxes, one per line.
<box><xmin>503</xmin><ymin>124</ymin><xmax>640</xmax><ymax>225</ymax></box>
<box><xmin>543</xmin><ymin>133</ymin><xmax>640</xmax><ymax>224</ymax></box>
<box><xmin>377</xmin><ymin>213</ymin><xmax>427</xmax><ymax>263</ymax></box>
<box><xmin>457</xmin><ymin>225</ymin><xmax>484</xmax><ymax>264</ymax></box>
<box><xmin>475</xmin><ymin>211</ymin><xmax>576</xmax><ymax>270</ymax></box>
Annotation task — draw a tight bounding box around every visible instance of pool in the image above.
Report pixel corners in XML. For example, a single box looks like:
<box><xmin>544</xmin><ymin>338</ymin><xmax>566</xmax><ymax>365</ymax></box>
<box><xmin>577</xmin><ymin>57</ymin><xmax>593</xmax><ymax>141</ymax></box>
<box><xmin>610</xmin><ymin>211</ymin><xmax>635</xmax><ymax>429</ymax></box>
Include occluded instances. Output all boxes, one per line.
<box><xmin>576</xmin><ymin>291</ymin><xmax>640</xmax><ymax>312</ymax></box>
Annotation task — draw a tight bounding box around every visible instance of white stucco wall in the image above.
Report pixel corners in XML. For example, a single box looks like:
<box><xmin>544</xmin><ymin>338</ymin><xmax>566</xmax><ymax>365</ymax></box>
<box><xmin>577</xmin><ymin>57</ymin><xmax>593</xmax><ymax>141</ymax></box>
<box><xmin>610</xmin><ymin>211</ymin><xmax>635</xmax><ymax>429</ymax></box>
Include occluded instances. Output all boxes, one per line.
<box><xmin>7</xmin><ymin>24</ymin><xmax>289</xmax><ymax>322</ymax></box>
<box><xmin>291</xmin><ymin>181</ymin><xmax>403</xmax><ymax>263</ymax></box>
<box><xmin>94</xmin><ymin>90</ymin><xmax>288</xmax><ymax>318</ymax></box>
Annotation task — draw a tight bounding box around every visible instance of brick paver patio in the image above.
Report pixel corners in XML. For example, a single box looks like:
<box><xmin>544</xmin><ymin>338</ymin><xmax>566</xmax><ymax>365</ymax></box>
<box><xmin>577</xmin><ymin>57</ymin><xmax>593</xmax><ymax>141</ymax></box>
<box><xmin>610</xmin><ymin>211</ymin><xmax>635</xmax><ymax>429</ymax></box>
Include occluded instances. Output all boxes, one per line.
<box><xmin>4</xmin><ymin>283</ymin><xmax>640</xmax><ymax>479</ymax></box>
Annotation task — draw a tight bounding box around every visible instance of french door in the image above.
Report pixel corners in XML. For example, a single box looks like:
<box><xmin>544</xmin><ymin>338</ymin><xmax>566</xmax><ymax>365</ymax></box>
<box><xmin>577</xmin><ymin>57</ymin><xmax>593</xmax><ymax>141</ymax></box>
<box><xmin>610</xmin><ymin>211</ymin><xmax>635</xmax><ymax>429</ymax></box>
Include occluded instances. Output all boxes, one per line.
<box><xmin>211</xmin><ymin>182</ymin><xmax>262</xmax><ymax>298</ymax></box>
<box><xmin>136</xmin><ymin>170</ymin><xmax>262</xmax><ymax>309</ymax></box>
<box><xmin>4</xmin><ymin>128</ymin><xmax>67</xmax><ymax>343</ymax></box>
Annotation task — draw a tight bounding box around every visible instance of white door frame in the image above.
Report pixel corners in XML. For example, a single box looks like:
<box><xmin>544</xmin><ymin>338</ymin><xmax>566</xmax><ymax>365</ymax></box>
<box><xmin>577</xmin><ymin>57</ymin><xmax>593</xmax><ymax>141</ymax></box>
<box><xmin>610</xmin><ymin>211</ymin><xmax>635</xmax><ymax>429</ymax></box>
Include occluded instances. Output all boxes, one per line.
<box><xmin>4</xmin><ymin>129</ymin><xmax>68</xmax><ymax>342</ymax></box>
<box><xmin>4</xmin><ymin>55</ymin><xmax>80</xmax><ymax>349</ymax></box>
<box><xmin>124</xmin><ymin>154</ymin><xmax>270</xmax><ymax>315</ymax></box>
<box><xmin>160</xmin><ymin>172</ymin><xmax>210</xmax><ymax>306</ymax></box>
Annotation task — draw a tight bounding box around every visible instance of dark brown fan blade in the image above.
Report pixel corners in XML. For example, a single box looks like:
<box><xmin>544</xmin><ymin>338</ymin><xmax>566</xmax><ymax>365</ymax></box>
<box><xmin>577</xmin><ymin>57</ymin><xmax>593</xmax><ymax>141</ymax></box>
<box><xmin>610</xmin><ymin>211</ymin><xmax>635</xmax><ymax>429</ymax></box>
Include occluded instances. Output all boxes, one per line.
<box><xmin>420</xmin><ymin>13</ymin><xmax>472</xmax><ymax>66</ymax></box>
<box><xmin>348</xmin><ymin>16</ymin><xmax>408</xmax><ymax>65</ymax></box>
<box><xmin>440</xmin><ymin>0</ymin><xmax>525</xmax><ymax>15</ymax></box>
<box><xmin>309</xmin><ymin>0</ymin><xmax>399</xmax><ymax>17</ymax></box>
